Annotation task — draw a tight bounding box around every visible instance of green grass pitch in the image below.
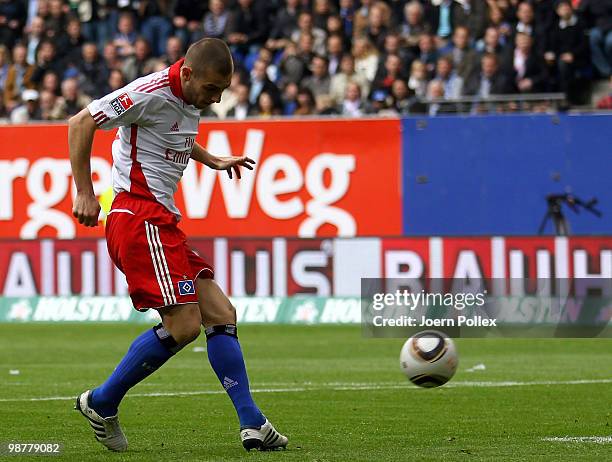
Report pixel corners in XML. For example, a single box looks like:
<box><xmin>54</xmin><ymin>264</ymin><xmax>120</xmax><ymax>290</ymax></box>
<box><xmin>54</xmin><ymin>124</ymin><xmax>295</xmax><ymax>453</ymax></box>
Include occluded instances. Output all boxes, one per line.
<box><xmin>1</xmin><ymin>324</ymin><xmax>611</xmax><ymax>461</ymax></box>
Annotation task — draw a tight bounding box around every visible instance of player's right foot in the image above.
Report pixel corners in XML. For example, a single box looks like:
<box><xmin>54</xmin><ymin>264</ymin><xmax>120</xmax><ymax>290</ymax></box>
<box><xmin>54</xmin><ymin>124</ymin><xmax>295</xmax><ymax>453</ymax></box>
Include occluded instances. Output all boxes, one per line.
<box><xmin>74</xmin><ymin>390</ymin><xmax>128</xmax><ymax>452</ymax></box>
<box><xmin>240</xmin><ymin>419</ymin><xmax>288</xmax><ymax>451</ymax></box>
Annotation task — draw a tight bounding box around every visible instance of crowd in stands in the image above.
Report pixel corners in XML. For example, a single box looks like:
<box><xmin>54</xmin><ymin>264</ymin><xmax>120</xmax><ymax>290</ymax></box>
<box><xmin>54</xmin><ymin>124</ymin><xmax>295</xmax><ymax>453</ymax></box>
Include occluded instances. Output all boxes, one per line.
<box><xmin>1</xmin><ymin>0</ymin><xmax>611</xmax><ymax>122</ymax></box>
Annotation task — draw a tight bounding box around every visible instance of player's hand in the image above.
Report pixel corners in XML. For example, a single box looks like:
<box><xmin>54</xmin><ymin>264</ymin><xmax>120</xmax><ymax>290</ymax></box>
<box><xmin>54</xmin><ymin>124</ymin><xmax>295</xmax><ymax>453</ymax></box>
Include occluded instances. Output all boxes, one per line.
<box><xmin>73</xmin><ymin>192</ymin><xmax>101</xmax><ymax>227</ymax></box>
<box><xmin>215</xmin><ymin>156</ymin><xmax>256</xmax><ymax>179</ymax></box>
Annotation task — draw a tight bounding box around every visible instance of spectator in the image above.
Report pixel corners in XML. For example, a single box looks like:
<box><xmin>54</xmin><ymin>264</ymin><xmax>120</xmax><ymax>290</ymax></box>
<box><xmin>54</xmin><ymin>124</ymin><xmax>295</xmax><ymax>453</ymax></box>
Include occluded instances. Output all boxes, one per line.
<box><xmin>338</xmin><ymin>0</ymin><xmax>355</xmax><ymax>40</ymax></box>
<box><xmin>249</xmin><ymin>59</ymin><xmax>281</xmax><ymax>107</ymax></box>
<box><xmin>45</xmin><ymin>0</ymin><xmax>67</xmax><ymax>41</ymax></box>
<box><xmin>408</xmin><ymin>59</ymin><xmax>428</xmax><ymax>98</ymax></box>
<box><xmin>313</xmin><ymin>0</ymin><xmax>336</xmax><ymax>31</ymax></box>
<box><xmin>254</xmin><ymin>91</ymin><xmax>280</xmax><ymax>118</ymax></box>
<box><xmin>487</xmin><ymin>4</ymin><xmax>513</xmax><ymax>45</ymax></box>
<box><xmin>10</xmin><ymin>89</ymin><xmax>41</xmax><ymax>123</ymax></box>
<box><xmin>371</xmin><ymin>54</ymin><xmax>406</xmax><ymax>96</ymax></box>
<box><xmin>296</xmin><ymin>32</ymin><xmax>316</xmax><ymax>68</ymax></box>
<box><xmin>453</xmin><ymin>0</ymin><xmax>488</xmax><ymax>40</ymax></box>
<box><xmin>122</xmin><ymin>38</ymin><xmax>157</xmax><ymax>82</ymax></box>
<box><xmin>257</xmin><ymin>47</ymin><xmax>278</xmax><ymax>82</ymax></box>
<box><xmin>294</xmin><ymin>86</ymin><xmax>316</xmax><ymax>115</ymax></box>
<box><xmin>78</xmin><ymin>42</ymin><xmax>106</xmax><ymax>98</ymax></box>
<box><xmin>102</xmin><ymin>69</ymin><xmax>126</xmax><ymax>95</ymax></box>
<box><xmin>291</xmin><ymin>12</ymin><xmax>326</xmax><ymax>56</ymax></box>
<box><xmin>226</xmin><ymin>0</ymin><xmax>268</xmax><ymax>62</ymax></box>
<box><xmin>389</xmin><ymin>79</ymin><xmax>413</xmax><ymax>114</ymax></box>
<box><xmin>0</xmin><ymin>45</ymin><xmax>9</xmax><ymax>94</ymax></box>
<box><xmin>464</xmin><ymin>53</ymin><xmax>514</xmax><ymax>96</ymax></box>
<box><xmin>426</xmin><ymin>79</ymin><xmax>457</xmax><ymax>115</ymax></box>
<box><xmin>302</xmin><ymin>55</ymin><xmax>331</xmax><ymax>98</ymax></box>
<box><xmin>201</xmin><ymin>0</ymin><xmax>230</xmax><ymax>40</ymax></box>
<box><xmin>513</xmin><ymin>1</ymin><xmax>547</xmax><ymax>52</ymax></box>
<box><xmin>514</xmin><ymin>1</ymin><xmax>536</xmax><ymax>37</ymax></box>
<box><xmin>446</xmin><ymin>26</ymin><xmax>479</xmax><ymax>81</ymax></box>
<box><xmin>0</xmin><ymin>0</ymin><xmax>26</xmax><ymax>48</ymax></box>
<box><xmin>281</xmin><ymin>81</ymin><xmax>299</xmax><ymax>115</ymax></box>
<box><xmin>113</xmin><ymin>12</ymin><xmax>137</xmax><ymax>58</ymax></box>
<box><xmin>502</xmin><ymin>32</ymin><xmax>547</xmax><ymax>93</ymax></box>
<box><xmin>417</xmin><ymin>33</ymin><xmax>439</xmax><ymax>77</ymax></box>
<box><xmin>366</xmin><ymin>88</ymin><xmax>391</xmax><ymax>114</ymax></box>
<box><xmin>327</xmin><ymin>34</ymin><xmax>344</xmax><ymax>75</ymax></box>
<box><xmin>278</xmin><ymin>41</ymin><xmax>306</xmax><ymax>84</ymax></box>
<box><xmin>330</xmin><ymin>53</ymin><xmax>369</xmax><ymax>104</ymax></box>
<box><xmin>160</xmin><ymin>36</ymin><xmax>184</xmax><ymax>67</ymax></box>
<box><xmin>172</xmin><ymin>0</ymin><xmax>206</xmax><ymax>47</ymax></box>
<box><xmin>545</xmin><ymin>0</ymin><xmax>588</xmax><ymax>94</ymax></box>
<box><xmin>340</xmin><ymin>81</ymin><xmax>364</xmax><ymax>116</ymax></box>
<box><xmin>138</xmin><ymin>0</ymin><xmax>173</xmax><ymax>57</ymax></box>
<box><xmin>426</xmin><ymin>0</ymin><xmax>462</xmax><ymax>43</ymax></box>
<box><xmin>316</xmin><ymin>93</ymin><xmax>339</xmax><ymax>115</ymax></box>
<box><xmin>433</xmin><ymin>55</ymin><xmax>464</xmax><ymax>99</ymax></box>
<box><xmin>77</xmin><ymin>0</ymin><xmax>120</xmax><ymax>51</ymax></box>
<box><xmin>401</xmin><ymin>1</ymin><xmax>429</xmax><ymax>50</ymax></box>
<box><xmin>352</xmin><ymin>36</ymin><xmax>379</xmax><ymax>83</ymax></box>
<box><xmin>52</xmin><ymin>77</ymin><xmax>92</xmax><ymax>119</ymax></box>
<box><xmin>41</xmin><ymin>71</ymin><xmax>60</xmax><ymax>96</ymax></box>
<box><xmin>39</xmin><ymin>89</ymin><xmax>61</xmax><ymax>121</ymax></box>
<box><xmin>25</xmin><ymin>16</ymin><xmax>45</xmax><ymax>65</ymax></box>
<box><xmin>380</xmin><ymin>33</ymin><xmax>413</xmax><ymax>75</ymax></box>
<box><xmin>227</xmin><ymin>83</ymin><xmax>251</xmax><ymax>120</ymax></box>
<box><xmin>102</xmin><ymin>43</ymin><xmax>122</xmax><ymax>73</ymax></box>
<box><xmin>3</xmin><ymin>44</ymin><xmax>35</xmax><ymax>112</ymax></box>
<box><xmin>211</xmin><ymin>72</ymin><xmax>242</xmax><ymax>118</ymax></box>
<box><xmin>326</xmin><ymin>15</ymin><xmax>344</xmax><ymax>39</ymax></box>
<box><xmin>365</xmin><ymin>1</ymin><xmax>391</xmax><ymax>51</ymax></box>
<box><xmin>579</xmin><ymin>0</ymin><xmax>612</xmax><ymax>77</ymax></box>
<box><xmin>31</xmin><ymin>40</ymin><xmax>63</xmax><ymax>86</ymax></box>
<box><xmin>476</xmin><ymin>26</ymin><xmax>505</xmax><ymax>59</ymax></box>
<box><xmin>267</xmin><ymin>0</ymin><xmax>301</xmax><ymax>51</ymax></box>
<box><xmin>57</xmin><ymin>16</ymin><xmax>85</xmax><ymax>68</ymax></box>
<box><xmin>353</xmin><ymin>0</ymin><xmax>374</xmax><ymax>38</ymax></box>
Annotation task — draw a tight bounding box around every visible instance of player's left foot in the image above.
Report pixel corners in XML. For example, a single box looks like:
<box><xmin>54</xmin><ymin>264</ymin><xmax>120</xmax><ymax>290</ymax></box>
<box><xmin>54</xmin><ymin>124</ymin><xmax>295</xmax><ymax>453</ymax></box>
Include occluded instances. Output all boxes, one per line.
<box><xmin>74</xmin><ymin>390</ymin><xmax>128</xmax><ymax>452</ymax></box>
<box><xmin>240</xmin><ymin>419</ymin><xmax>288</xmax><ymax>451</ymax></box>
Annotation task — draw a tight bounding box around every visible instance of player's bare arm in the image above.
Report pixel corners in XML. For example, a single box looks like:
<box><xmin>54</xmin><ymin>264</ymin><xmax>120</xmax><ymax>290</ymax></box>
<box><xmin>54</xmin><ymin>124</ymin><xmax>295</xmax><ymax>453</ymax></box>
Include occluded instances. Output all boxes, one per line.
<box><xmin>190</xmin><ymin>142</ymin><xmax>255</xmax><ymax>179</ymax></box>
<box><xmin>68</xmin><ymin>108</ymin><xmax>100</xmax><ymax>227</ymax></box>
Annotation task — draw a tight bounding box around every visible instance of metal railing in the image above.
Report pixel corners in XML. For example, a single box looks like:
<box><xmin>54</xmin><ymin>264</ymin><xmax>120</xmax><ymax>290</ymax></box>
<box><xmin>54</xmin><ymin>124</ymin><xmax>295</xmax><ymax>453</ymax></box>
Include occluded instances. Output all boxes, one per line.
<box><xmin>418</xmin><ymin>93</ymin><xmax>567</xmax><ymax>115</ymax></box>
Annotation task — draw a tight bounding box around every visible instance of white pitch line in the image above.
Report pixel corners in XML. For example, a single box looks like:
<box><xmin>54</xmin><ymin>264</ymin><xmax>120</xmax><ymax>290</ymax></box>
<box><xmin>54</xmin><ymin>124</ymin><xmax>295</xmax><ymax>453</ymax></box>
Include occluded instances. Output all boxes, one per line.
<box><xmin>1</xmin><ymin>378</ymin><xmax>612</xmax><ymax>403</ymax></box>
<box><xmin>542</xmin><ymin>436</ymin><xmax>612</xmax><ymax>444</ymax></box>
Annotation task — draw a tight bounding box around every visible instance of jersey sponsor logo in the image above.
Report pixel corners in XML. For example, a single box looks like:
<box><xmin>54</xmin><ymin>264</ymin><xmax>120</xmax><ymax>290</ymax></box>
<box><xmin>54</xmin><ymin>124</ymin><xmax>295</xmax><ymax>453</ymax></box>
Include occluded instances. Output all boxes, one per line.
<box><xmin>170</xmin><ymin>122</ymin><xmax>179</xmax><ymax>132</ymax></box>
<box><xmin>178</xmin><ymin>279</ymin><xmax>195</xmax><ymax>296</ymax></box>
<box><xmin>109</xmin><ymin>93</ymin><xmax>134</xmax><ymax>115</ymax></box>
<box><xmin>165</xmin><ymin>148</ymin><xmax>191</xmax><ymax>165</ymax></box>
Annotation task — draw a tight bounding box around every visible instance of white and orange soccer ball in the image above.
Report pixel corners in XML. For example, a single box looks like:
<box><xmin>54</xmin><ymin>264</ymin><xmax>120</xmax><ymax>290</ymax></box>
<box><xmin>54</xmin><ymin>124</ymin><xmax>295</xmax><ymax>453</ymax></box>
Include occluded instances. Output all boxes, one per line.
<box><xmin>399</xmin><ymin>330</ymin><xmax>458</xmax><ymax>387</ymax></box>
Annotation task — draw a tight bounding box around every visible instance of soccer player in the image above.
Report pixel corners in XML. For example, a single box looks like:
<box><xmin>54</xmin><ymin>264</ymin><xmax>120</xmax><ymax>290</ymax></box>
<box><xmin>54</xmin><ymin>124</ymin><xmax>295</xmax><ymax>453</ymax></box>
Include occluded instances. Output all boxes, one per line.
<box><xmin>68</xmin><ymin>38</ymin><xmax>287</xmax><ymax>452</ymax></box>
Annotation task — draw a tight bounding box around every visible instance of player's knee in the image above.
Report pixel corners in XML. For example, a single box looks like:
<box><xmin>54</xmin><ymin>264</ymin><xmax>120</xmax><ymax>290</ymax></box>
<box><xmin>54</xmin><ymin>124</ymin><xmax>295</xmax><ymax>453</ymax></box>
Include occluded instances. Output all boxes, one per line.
<box><xmin>203</xmin><ymin>304</ymin><xmax>236</xmax><ymax>326</ymax></box>
<box><xmin>174</xmin><ymin>322</ymin><xmax>201</xmax><ymax>345</ymax></box>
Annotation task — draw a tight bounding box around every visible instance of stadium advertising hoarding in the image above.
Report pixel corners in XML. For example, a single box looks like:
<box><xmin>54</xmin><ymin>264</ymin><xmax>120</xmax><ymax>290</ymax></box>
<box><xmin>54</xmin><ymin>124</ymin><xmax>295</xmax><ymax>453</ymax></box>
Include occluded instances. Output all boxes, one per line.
<box><xmin>0</xmin><ymin>119</ymin><xmax>401</xmax><ymax>239</ymax></box>
<box><xmin>2</xmin><ymin>236</ymin><xmax>610</xmax><ymax>298</ymax></box>
<box><xmin>401</xmin><ymin>114</ymin><xmax>612</xmax><ymax>236</ymax></box>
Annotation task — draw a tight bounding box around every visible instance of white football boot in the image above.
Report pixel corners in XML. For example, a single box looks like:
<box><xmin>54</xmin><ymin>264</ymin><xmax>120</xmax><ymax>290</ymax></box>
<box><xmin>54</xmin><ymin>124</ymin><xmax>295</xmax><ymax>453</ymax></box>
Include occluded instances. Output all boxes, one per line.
<box><xmin>240</xmin><ymin>419</ymin><xmax>288</xmax><ymax>451</ymax></box>
<box><xmin>75</xmin><ymin>390</ymin><xmax>128</xmax><ymax>452</ymax></box>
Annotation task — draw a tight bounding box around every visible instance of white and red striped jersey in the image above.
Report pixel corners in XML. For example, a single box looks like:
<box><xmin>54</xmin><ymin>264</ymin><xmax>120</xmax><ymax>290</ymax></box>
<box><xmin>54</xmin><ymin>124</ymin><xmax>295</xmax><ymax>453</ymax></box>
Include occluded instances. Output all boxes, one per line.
<box><xmin>87</xmin><ymin>58</ymin><xmax>199</xmax><ymax>219</ymax></box>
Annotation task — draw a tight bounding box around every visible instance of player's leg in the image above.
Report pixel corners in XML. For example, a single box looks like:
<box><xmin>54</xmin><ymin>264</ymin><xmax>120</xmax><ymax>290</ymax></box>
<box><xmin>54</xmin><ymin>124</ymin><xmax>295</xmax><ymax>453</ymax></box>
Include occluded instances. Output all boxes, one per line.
<box><xmin>76</xmin><ymin>303</ymin><xmax>201</xmax><ymax>452</ymax></box>
<box><xmin>196</xmin><ymin>278</ymin><xmax>288</xmax><ymax>450</ymax></box>
<box><xmin>88</xmin><ymin>303</ymin><xmax>201</xmax><ymax>417</ymax></box>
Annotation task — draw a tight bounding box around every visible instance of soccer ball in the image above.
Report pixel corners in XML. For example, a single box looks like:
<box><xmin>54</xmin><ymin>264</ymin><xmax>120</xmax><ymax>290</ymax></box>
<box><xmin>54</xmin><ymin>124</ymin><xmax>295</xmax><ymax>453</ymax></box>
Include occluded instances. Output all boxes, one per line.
<box><xmin>399</xmin><ymin>330</ymin><xmax>458</xmax><ymax>387</ymax></box>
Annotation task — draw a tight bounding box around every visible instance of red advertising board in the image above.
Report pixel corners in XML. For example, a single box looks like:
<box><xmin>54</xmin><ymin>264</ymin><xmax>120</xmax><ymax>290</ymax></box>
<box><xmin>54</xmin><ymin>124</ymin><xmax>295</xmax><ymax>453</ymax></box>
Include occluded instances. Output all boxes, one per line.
<box><xmin>1</xmin><ymin>236</ymin><xmax>610</xmax><ymax>297</ymax></box>
<box><xmin>0</xmin><ymin>119</ymin><xmax>402</xmax><ymax>239</ymax></box>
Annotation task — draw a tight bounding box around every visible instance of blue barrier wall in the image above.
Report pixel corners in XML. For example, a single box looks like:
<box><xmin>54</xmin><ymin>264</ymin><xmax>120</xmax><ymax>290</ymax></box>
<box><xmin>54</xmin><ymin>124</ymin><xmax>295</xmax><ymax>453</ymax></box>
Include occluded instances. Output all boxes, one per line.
<box><xmin>402</xmin><ymin>114</ymin><xmax>611</xmax><ymax>236</ymax></box>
